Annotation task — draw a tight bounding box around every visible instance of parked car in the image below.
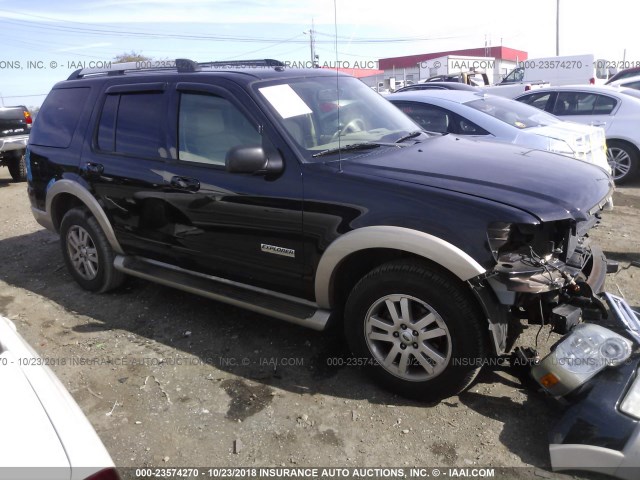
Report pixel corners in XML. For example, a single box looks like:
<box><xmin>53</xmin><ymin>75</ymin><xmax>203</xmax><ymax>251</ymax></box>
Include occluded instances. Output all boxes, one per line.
<box><xmin>27</xmin><ymin>59</ymin><xmax>619</xmax><ymax>406</ymax></box>
<box><xmin>608</xmin><ymin>74</ymin><xmax>640</xmax><ymax>91</ymax></box>
<box><xmin>395</xmin><ymin>82</ymin><xmax>482</xmax><ymax>93</ymax></box>
<box><xmin>0</xmin><ymin>315</ymin><xmax>119</xmax><ymax>479</ymax></box>
<box><xmin>0</xmin><ymin>105</ymin><xmax>31</xmax><ymax>181</ymax></box>
<box><xmin>423</xmin><ymin>71</ymin><xmax>490</xmax><ymax>87</ymax></box>
<box><xmin>515</xmin><ymin>85</ymin><xmax>640</xmax><ymax>183</ymax></box>
<box><xmin>388</xmin><ymin>90</ymin><xmax>611</xmax><ymax>175</ymax></box>
<box><xmin>605</xmin><ymin>66</ymin><xmax>640</xmax><ymax>85</ymax></box>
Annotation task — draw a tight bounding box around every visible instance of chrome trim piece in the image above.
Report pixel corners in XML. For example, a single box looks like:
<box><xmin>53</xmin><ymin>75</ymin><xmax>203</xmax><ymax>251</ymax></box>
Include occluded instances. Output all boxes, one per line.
<box><xmin>114</xmin><ymin>255</ymin><xmax>331</xmax><ymax>331</ymax></box>
<box><xmin>314</xmin><ymin>226</ymin><xmax>486</xmax><ymax>309</ymax></box>
<box><xmin>45</xmin><ymin>179</ymin><xmax>124</xmax><ymax>254</ymax></box>
<box><xmin>603</xmin><ymin>292</ymin><xmax>640</xmax><ymax>344</ymax></box>
<box><xmin>260</xmin><ymin>243</ymin><xmax>295</xmax><ymax>258</ymax></box>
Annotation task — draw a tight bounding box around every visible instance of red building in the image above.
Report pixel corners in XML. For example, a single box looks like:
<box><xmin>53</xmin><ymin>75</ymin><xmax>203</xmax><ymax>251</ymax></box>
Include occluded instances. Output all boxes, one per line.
<box><xmin>379</xmin><ymin>46</ymin><xmax>528</xmax><ymax>70</ymax></box>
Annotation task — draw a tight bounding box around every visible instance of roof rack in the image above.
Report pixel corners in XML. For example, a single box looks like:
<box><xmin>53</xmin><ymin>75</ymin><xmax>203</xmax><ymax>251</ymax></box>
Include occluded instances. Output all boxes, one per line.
<box><xmin>199</xmin><ymin>59</ymin><xmax>285</xmax><ymax>68</ymax></box>
<box><xmin>66</xmin><ymin>58</ymin><xmax>285</xmax><ymax>80</ymax></box>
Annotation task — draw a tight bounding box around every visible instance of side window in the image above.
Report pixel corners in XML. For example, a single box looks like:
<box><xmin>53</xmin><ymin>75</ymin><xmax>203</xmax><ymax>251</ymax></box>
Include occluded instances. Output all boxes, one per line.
<box><xmin>178</xmin><ymin>92</ymin><xmax>261</xmax><ymax>166</ymax></box>
<box><xmin>518</xmin><ymin>92</ymin><xmax>552</xmax><ymax>111</ymax></box>
<box><xmin>553</xmin><ymin>92</ymin><xmax>595</xmax><ymax>115</ymax></box>
<box><xmin>116</xmin><ymin>93</ymin><xmax>165</xmax><ymax>157</ymax></box>
<box><xmin>454</xmin><ymin>115</ymin><xmax>490</xmax><ymax>135</ymax></box>
<box><xmin>29</xmin><ymin>87</ymin><xmax>91</xmax><ymax>148</ymax></box>
<box><xmin>395</xmin><ymin>102</ymin><xmax>451</xmax><ymax>134</ymax></box>
<box><xmin>503</xmin><ymin>67</ymin><xmax>524</xmax><ymax>83</ymax></box>
<box><xmin>623</xmin><ymin>80</ymin><xmax>640</xmax><ymax>90</ymax></box>
<box><xmin>96</xmin><ymin>92</ymin><xmax>166</xmax><ymax>158</ymax></box>
<box><xmin>97</xmin><ymin>95</ymin><xmax>118</xmax><ymax>152</ymax></box>
<box><xmin>593</xmin><ymin>95</ymin><xmax>617</xmax><ymax>114</ymax></box>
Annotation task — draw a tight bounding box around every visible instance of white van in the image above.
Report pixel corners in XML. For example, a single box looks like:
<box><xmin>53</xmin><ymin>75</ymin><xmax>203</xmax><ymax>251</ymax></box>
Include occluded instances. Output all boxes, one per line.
<box><xmin>499</xmin><ymin>54</ymin><xmax>611</xmax><ymax>86</ymax></box>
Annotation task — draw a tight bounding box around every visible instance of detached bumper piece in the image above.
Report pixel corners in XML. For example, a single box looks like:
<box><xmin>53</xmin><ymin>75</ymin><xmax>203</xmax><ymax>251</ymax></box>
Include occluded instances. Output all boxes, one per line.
<box><xmin>547</xmin><ymin>295</ymin><xmax>640</xmax><ymax>479</ymax></box>
<box><xmin>549</xmin><ymin>358</ymin><xmax>640</xmax><ymax>479</ymax></box>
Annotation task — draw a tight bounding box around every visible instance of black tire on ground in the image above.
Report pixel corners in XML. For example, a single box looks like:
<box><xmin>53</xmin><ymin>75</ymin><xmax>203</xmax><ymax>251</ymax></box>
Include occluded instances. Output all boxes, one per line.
<box><xmin>59</xmin><ymin>208</ymin><xmax>125</xmax><ymax>293</ymax></box>
<box><xmin>607</xmin><ymin>140</ymin><xmax>639</xmax><ymax>185</ymax></box>
<box><xmin>7</xmin><ymin>151</ymin><xmax>27</xmax><ymax>182</ymax></box>
<box><xmin>344</xmin><ymin>260</ymin><xmax>487</xmax><ymax>401</ymax></box>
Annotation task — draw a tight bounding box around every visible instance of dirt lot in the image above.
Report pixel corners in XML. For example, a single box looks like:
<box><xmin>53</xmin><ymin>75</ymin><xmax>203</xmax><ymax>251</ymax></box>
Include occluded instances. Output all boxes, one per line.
<box><xmin>1</xmin><ymin>167</ymin><xmax>639</xmax><ymax>479</ymax></box>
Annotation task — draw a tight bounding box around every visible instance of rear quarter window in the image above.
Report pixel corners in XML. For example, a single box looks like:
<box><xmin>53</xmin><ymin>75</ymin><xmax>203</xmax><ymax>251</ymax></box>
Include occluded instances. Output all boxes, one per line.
<box><xmin>29</xmin><ymin>88</ymin><xmax>90</xmax><ymax>148</ymax></box>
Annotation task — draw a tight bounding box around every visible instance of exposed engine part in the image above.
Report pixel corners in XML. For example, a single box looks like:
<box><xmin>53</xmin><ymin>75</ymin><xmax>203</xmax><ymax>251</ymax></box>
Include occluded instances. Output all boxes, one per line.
<box><xmin>550</xmin><ymin>304</ymin><xmax>582</xmax><ymax>334</ymax></box>
<box><xmin>493</xmin><ymin>251</ymin><xmax>566</xmax><ymax>293</ymax></box>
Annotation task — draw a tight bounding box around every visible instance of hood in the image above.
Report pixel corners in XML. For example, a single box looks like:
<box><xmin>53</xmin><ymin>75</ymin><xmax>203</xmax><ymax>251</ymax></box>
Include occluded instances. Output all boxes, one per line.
<box><xmin>341</xmin><ymin>135</ymin><xmax>613</xmax><ymax>222</ymax></box>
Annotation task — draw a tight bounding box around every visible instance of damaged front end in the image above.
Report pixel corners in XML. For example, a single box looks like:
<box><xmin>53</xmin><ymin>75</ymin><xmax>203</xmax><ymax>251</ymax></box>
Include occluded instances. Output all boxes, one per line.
<box><xmin>470</xmin><ymin>204</ymin><xmax>640</xmax><ymax>479</ymax></box>
<box><xmin>472</xmin><ymin>211</ymin><xmax>614</xmax><ymax>355</ymax></box>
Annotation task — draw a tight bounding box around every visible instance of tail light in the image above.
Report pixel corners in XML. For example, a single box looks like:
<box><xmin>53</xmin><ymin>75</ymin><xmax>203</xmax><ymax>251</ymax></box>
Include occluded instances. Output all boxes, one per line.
<box><xmin>85</xmin><ymin>468</ymin><xmax>121</xmax><ymax>480</ymax></box>
<box><xmin>589</xmin><ymin>77</ymin><xmax>595</xmax><ymax>85</ymax></box>
<box><xmin>524</xmin><ymin>85</ymin><xmax>531</xmax><ymax>91</ymax></box>
<box><xmin>23</xmin><ymin>110</ymin><xmax>32</xmax><ymax>125</ymax></box>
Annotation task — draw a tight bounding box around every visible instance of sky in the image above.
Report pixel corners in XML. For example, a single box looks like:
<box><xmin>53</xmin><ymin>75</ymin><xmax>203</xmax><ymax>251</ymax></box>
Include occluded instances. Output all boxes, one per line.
<box><xmin>0</xmin><ymin>0</ymin><xmax>636</xmax><ymax>108</ymax></box>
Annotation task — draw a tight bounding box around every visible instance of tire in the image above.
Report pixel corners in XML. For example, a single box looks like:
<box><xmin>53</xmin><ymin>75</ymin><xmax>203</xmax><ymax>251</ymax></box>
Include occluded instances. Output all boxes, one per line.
<box><xmin>607</xmin><ymin>140</ymin><xmax>638</xmax><ymax>185</ymax></box>
<box><xmin>60</xmin><ymin>208</ymin><xmax>124</xmax><ymax>293</ymax></box>
<box><xmin>344</xmin><ymin>260</ymin><xmax>487</xmax><ymax>401</ymax></box>
<box><xmin>7</xmin><ymin>151</ymin><xmax>27</xmax><ymax>182</ymax></box>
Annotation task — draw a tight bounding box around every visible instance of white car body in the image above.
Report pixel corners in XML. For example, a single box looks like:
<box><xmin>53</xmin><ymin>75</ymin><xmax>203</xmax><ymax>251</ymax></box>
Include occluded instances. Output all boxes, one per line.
<box><xmin>515</xmin><ymin>85</ymin><xmax>640</xmax><ymax>183</ymax></box>
<box><xmin>0</xmin><ymin>315</ymin><xmax>118</xmax><ymax>480</ymax></box>
<box><xmin>388</xmin><ymin>90</ymin><xmax>610</xmax><ymax>174</ymax></box>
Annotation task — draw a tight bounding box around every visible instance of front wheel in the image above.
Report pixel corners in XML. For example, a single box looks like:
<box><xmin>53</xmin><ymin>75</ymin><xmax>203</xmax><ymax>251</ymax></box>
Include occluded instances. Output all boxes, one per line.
<box><xmin>60</xmin><ymin>208</ymin><xmax>124</xmax><ymax>292</ymax></box>
<box><xmin>344</xmin><ymin>260</ymin><xmax>487</xmax><ymax>401</ymax></box>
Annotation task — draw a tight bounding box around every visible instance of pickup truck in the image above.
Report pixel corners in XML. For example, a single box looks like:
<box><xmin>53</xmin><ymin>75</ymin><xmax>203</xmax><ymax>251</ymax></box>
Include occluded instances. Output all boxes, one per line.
<box><xmin>0</xmin><ymin>105</ymin><xmax>32</xmax><ymax>181</ymax></box>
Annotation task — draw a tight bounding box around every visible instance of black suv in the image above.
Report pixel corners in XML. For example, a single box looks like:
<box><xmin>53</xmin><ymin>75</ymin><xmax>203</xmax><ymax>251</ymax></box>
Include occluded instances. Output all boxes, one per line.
<box><xmin>0</xmin><ymin>105</ymin><xmax>32</xmax><ymax>181</ymax></box>
<box><xmin>27</xmin><ymin>59</ymin><xmax>614</xmax><ymax>400</ymax></box>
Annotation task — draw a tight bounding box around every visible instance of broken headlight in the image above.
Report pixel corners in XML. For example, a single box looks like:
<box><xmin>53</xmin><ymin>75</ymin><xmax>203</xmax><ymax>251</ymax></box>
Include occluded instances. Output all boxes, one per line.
<box><xmin>487</xmin><ymin>222</ymin><xmax>512</xmax><ymax>258</ymax></box>
<box><xmin>532</xmin><ymin>323</ymin><xmax>632</xmax><ymax>397</ymax></box>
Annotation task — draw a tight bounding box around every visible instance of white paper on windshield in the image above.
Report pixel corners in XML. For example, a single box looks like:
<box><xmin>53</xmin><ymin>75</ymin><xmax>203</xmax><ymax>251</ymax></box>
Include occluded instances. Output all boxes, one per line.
<box><xmin>259</xmin><ymin>84</ymin><xmax>312</xmax><ymax>119</ymax></box>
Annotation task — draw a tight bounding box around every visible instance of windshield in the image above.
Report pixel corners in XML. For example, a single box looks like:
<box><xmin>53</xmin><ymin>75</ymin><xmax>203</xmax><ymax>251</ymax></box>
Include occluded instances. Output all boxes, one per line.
<box><xmin>465</xmin><ymin>95</ymin><xmax>560</xmax><ymax>129</ymax></box>
<box><xmin>255</xmin><ymin>75</ymin><xmax>424</xmax><ymax>161</ymax></box>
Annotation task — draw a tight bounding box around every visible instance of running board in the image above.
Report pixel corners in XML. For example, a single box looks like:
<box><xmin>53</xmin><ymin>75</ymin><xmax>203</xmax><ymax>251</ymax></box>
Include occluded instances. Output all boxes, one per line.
<box><xmin>114</xmin><ymin>255</ymin><xmax>331</xmax><ymax>331</ymax></box>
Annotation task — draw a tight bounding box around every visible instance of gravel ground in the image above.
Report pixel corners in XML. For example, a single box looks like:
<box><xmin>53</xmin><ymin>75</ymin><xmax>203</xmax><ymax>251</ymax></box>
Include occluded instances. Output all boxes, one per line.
<box><xmin>0</xmin><ymin>167</ymin><xmax>638</xmax><ymax>480</ymax></box>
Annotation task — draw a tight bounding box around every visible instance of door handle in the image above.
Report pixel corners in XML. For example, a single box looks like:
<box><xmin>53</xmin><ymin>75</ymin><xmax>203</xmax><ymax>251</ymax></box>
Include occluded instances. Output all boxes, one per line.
<box><xmin>84</xmin><ymin>162</ymin><xmax>104</xmax><ymax>177</ymax></box>
<box><xmin>591</xmin><ymin>122</ymin><xmax>606</xmax><ymax>127</ymax></box>
<box><xmin>170</xmin><ymin>176</ymin><xmax>200</xmax><ymax>192</ymax></box>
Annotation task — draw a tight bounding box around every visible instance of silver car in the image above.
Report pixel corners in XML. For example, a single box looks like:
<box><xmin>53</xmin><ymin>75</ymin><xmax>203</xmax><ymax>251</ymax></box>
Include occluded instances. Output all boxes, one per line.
<box><xmin>515</xmin><ymin>85</ymin><xmax>640</xmax><ymax>183</ymax></box>
<box><xmin>388</xmin><ymin>90</ymin><xmax>610</xmax><ymax>177</ymax></box>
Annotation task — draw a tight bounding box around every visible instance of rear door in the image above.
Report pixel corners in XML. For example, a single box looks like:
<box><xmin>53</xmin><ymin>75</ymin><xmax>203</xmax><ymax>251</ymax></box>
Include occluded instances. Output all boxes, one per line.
<box><xmin>82</xmin><ymin>81</ymin><xmax>177</xmax><ymax>263</ymax></box>
<box><xmin>550</xmin><ymin>91</ymin><xmax>618</xmax><ymax>131</ymax></box>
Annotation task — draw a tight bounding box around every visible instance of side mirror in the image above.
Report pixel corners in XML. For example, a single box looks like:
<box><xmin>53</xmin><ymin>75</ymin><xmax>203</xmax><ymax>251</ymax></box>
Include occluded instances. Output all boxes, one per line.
<box><xmin>225</xmin><ymin>145</ymin><xmax>283</xmax><ymax>175</ymax></box>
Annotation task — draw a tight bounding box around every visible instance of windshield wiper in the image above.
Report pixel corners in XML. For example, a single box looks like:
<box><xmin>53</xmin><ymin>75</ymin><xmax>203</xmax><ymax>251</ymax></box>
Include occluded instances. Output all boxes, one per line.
<box><xmin>312</xmin><ymin>142</ymin><xmax>382</xmax><ymax>158</ymax></box>
<box><xmin>395</xmin><ymin>130</ymin><xmax>424</xmax><ymax>143</ymax></box>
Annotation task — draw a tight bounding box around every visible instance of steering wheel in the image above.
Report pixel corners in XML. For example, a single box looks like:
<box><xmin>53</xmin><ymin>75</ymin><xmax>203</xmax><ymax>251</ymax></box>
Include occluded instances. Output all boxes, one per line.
<box><xmin>332</xmin><ymin>118</ymin><xmax>366</xmax><ymax>141</ymax></box>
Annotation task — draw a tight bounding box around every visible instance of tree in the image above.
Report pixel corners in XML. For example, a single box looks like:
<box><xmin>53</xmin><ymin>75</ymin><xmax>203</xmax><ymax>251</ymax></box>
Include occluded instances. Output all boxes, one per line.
<box><xmin>112</xmin><ymin>51</ymin><xmax>152</xmax><ymax>63</ymax></box>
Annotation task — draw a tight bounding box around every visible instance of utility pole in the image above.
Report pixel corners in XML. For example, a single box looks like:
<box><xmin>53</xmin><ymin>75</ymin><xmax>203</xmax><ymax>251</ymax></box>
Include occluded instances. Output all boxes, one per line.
<box><xmin>309</xmin><ymin>19</ymin><xmax>319</xmax><ymax>68</ymax></box>
<box><xmin>556</xmin><ymin>0</ymin><xmax>560</xmax><ymax>56</ymax></box>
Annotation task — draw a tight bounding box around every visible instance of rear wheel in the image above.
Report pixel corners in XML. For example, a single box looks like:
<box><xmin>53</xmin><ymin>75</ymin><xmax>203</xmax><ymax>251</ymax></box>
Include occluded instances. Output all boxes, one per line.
<box><xmin>7</xmin><ymin>151</ymin><xmax>27</xmax><ymax>182</ymax></box>
<box><xmin>60</xmin><ymin>208</ymin><xmax>124</xmax><ymax>292</ymax></box>
<box><xmin>607</xmin><ymin>141</ymin><xmax>638</xmax><ymax>184</ymax></box>
<box><xmin>344</xmin><ymin>260</ymin><xmax>487</xmax><ymax>401</ymax></box>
